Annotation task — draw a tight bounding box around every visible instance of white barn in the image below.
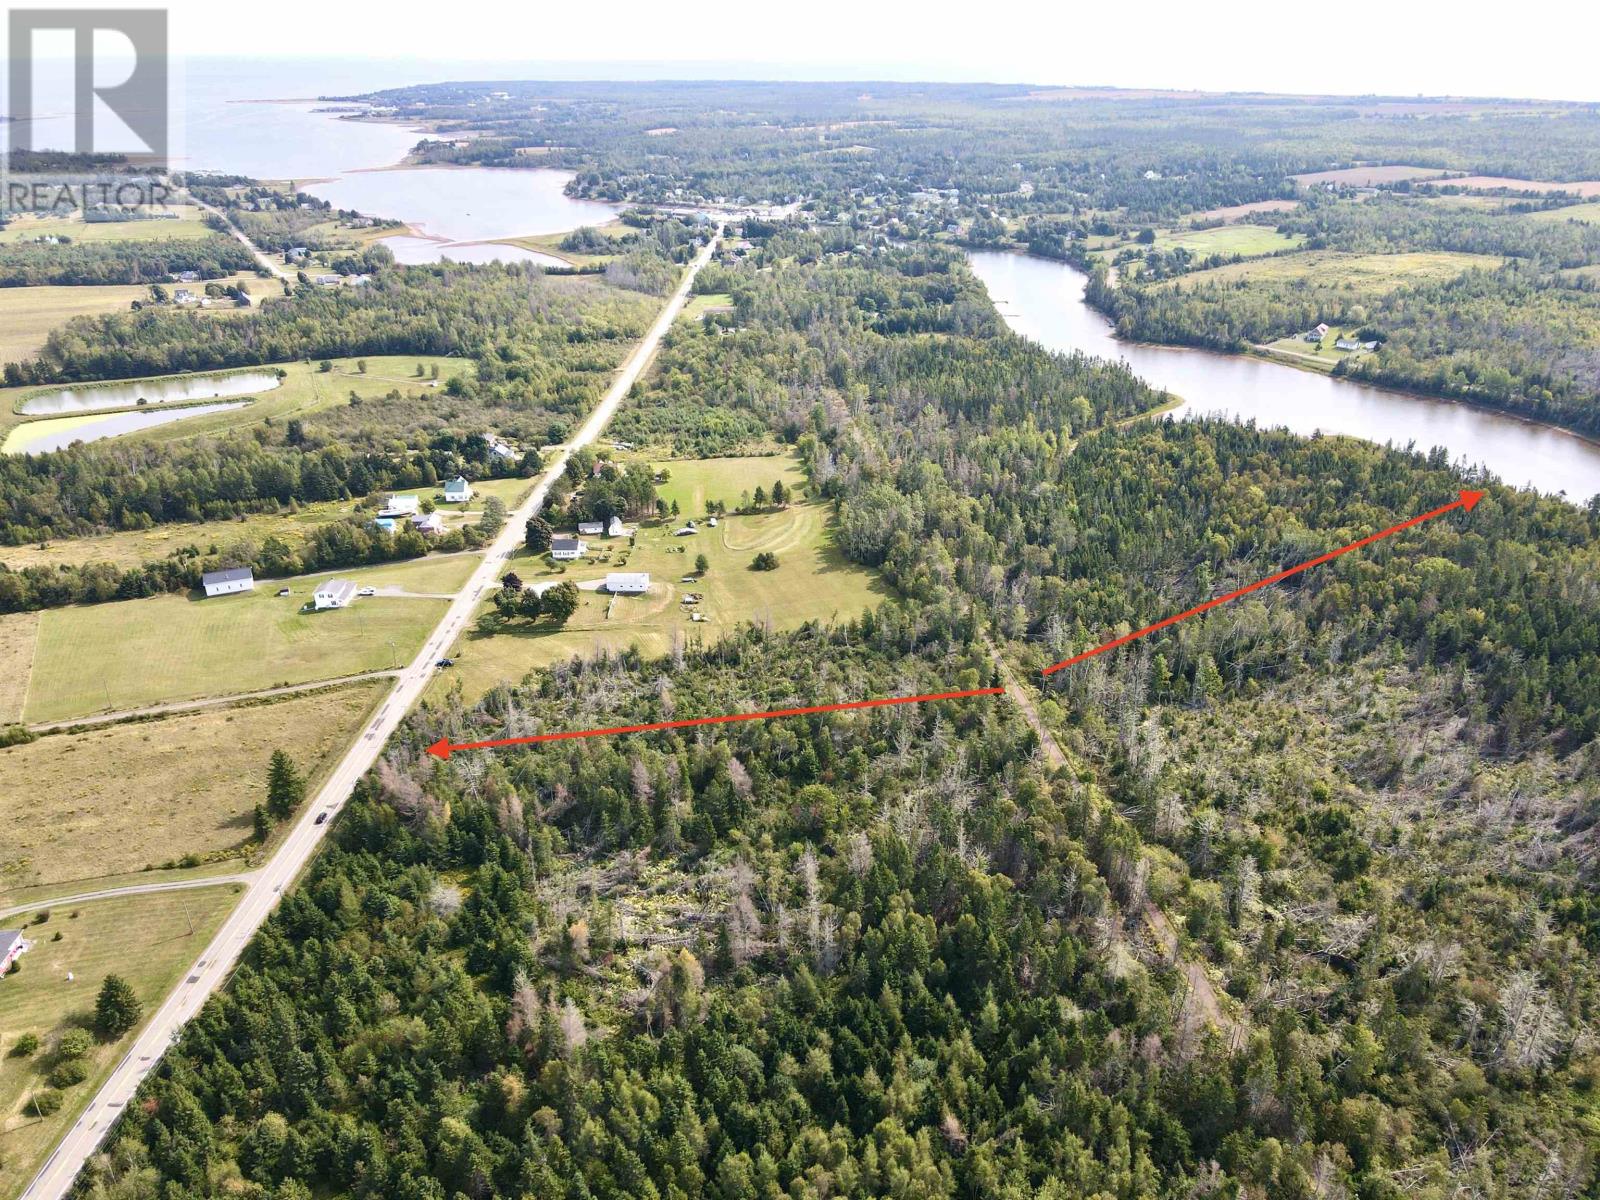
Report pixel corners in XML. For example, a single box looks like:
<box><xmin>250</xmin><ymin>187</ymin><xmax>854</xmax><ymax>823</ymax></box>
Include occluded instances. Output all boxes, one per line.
<box><xmin>313</xmin><ymin>579</ymin><xmax>358</xmax><ymax>610</ymax></box>
<box><xmin>606</xmin><ymin>572</ymin><xmax>650</xmax><ymax>595</ymax></box>
<box><xmin>201</xmin><ymin>567</ymin><xmax>254</xmax><ymax>598</ymax></box>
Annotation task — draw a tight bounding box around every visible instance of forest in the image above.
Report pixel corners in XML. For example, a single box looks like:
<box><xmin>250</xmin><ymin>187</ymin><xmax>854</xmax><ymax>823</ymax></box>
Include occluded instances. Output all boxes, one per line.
<box><xmin>75</xmin><ymin>230</ymin><xmax>1600</xmax><ymax>1200</ymax></box>
<box><xmin>0</xmin><ymin>234</ymin><xmax>259</xmax><ymax>286</ymax></box>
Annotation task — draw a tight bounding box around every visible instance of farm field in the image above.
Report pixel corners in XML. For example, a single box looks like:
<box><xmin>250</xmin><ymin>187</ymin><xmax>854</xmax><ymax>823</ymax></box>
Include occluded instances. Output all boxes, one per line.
<box><xmin>0</xmin><ymin>207</ymin><xmax>212</xmax><ymax>244</ymax></box>
<box><xmin>1154</xmin><ymin>249</ymin><xmax>1501</xmax><ymax>291</ymax></box>
<box><xmin>1289</xmin><ymin>164</ymin><xmax>1450</xmax><ymax>187</ymax></box>
<box><xmin>432</xmin><ymin>461</ymin><xmax>885</xmax><ymax>705</ymax></box>
<box><xmin>0</xmin><ymin>680</ymin><xmax>384</xmax><ymax>897</ymax></box>
<box><xmin>1183</xmin><ymin>199</ymin><xmax>1300</xmax><ymax>223</ymax></box>
<box><xmin>0</xmin><ymin>885</ymin><xmax>240</xmax><ymax>1200</ymax></box>
<box><xmin>1095</xmin><ymin>224</ymin><xmax>1303</xmax><ymax>264</ymax></box>
<box><xmin>0</xmin><ymin>612</ymin><xmax>37</xmax><ymax>724</ymax></box>
<box><xmin>1524</xmin><ymin>201</ymin><xmax>1600</xmax><ymax>225</ymax></box>
<box><xmin>1441</xmin><ymin>176</ymin><xmax>1600</xmax><ymax>196</ymax></box>
<box><xmin>15</xmin><ymin>555</ymin><xmax>470</xmax><ymax>723</ymax></box>
<box><xmin>0</xmin><ymin>354</ymin><xmax>464</xmax><ymax>444</ymax></box>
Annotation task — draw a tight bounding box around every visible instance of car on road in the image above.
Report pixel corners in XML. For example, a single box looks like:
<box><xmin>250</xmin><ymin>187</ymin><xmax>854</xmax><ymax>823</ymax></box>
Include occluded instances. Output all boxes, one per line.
<box><xmin>357</xmin><ymin>586</ymin><xmax>377</xmax><ymax>597</ymax></box>
<box><xmin>436</xmin><ymin>658</ymin><xmax>455</xmax><ymax>668</ymax></box>
<box><xmin>315</xmin><ymin>812</ymin><xmax>329</xmax><ymax>825</ymax></box>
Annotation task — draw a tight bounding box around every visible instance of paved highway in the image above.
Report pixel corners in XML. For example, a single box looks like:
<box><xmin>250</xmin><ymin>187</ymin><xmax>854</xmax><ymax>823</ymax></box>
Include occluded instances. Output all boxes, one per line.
<box><xmin>19</xmin><ymin>227</ymin><xmax>722</xmax><ymax>1200</ymax></box>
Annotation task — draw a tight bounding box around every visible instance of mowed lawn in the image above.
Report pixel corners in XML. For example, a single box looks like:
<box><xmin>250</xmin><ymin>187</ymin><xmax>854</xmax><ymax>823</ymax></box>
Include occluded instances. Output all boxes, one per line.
<box><xmin>437</xmin><ymin>489</ymin><xmax>887</xmax><ymax>705</ymax></box>
<box><xmin>0</xmin><ymin>283</ymin><xmax>153</xmax><ymax>364</ymax></box>
<box><xmin>19</xmin><ymin>556</ymin><xmax>471</xmax><ymax>723</ymax></box>
<box><xmin>0</xmin><ymin>886</ymin><xmax>240</xmax><ymax>1200</ymax></box>
<box><xmin>1</xmin><ymin>680</ymin><xmax>384</xmax><ymax>896</ymax></box>
<box><xmin>654</xmin><ymin>454</ymin><xmax>804</xmax><ymax>514</ymax></box>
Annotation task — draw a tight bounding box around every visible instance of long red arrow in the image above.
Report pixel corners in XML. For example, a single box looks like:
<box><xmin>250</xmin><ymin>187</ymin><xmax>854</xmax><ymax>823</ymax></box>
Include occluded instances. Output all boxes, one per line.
<box><xmin>1040</xmin><ymin>489</ymin><xmax>1485</xmax><ymax>676</ymax></box>
<box><xmin>427</xmin><ymin>686</ymin><xmax>1005</xmax><ymax>759</ymax></box>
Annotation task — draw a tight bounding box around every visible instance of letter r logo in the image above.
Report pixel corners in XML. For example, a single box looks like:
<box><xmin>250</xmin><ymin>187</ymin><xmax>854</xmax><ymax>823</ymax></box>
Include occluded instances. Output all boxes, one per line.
<box><xmin>7</xmin><ymin>9</ymin><xmax>168</xmax><ymax>164</ymax></box>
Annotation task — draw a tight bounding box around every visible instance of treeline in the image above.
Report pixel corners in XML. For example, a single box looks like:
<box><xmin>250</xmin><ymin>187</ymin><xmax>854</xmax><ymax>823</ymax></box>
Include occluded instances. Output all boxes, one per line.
<box><xmin>0</xmin><ymin>235</ymin><xmax>258</xmax><ymax>287</ymax></box>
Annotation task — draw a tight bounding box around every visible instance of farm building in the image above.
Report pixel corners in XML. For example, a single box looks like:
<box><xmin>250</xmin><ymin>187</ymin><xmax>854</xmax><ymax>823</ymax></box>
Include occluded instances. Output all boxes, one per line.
<box><xmin>577</xmin><ymin>521</ymin><xmax>605</xmax><ymax>536</ymax></box>
<box><xmin>551</xmin><ymin>537</ymin><xmax>587</xmax><ymax>561</ymax></box>
<box><xmin>606</xmin><ymin>572</ymin><xmax>650</xmax><ymax>594</ymax></box>
<box><xmin>313</xmin><ymin>579</ymin><xmax>358</xmax><ymax>610</ymax></box>
<box><xmin>411</xmin><ymin>512</ymin><xmax>446</xmax><ymax>535</ymax></box>
<box><xmin>1335</xmin><ymin>338</ymin><xmax>1362</xmax><ymax>351</ymax></box>
<box><xmin>1</xmin><ymin>929</ymin><xmax>28</xmax><ymax>974</ymax></box>
<box><xmin>444</xmin><ymin>476</ymin><xmax>472</xmax><ymax>503</ymax></box>
<box><xmin>608</xmin><ymin>515</ymin><xmax>628</xmax><ymax>537</ymax></box>
<box><xmin>201</xmin><ymin>567</ymin><xmax>254</xmax><ymax>598</ymax></box>
<box><xmin>381</xmin><ymin>494</ymin><xmax>420</xmax><ymax>517</ymax></box>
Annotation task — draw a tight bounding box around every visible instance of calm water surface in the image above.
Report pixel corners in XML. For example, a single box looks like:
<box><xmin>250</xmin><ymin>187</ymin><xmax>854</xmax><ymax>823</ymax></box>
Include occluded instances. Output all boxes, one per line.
<box><xmin>20</xmin><ymin>371</ymin><xmax>282</xmax><ymax>415</ymax></box>
<box><xmin>7</xmin><ymin>402</ymin><xmax>253</xmax><ymax>455</ymax></box>
<box><xmin>967</xmin><ymin>250</ymin><xmax>1600</xmax><ymax>503</ymax></box>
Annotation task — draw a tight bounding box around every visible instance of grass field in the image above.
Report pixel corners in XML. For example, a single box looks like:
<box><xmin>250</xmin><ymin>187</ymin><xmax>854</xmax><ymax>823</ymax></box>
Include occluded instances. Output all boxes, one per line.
<box><xmin>1525</xmin><ymin>201</ymin><xmax>1600</xmax><ymax>225</ymax></box>
<box><xmin>1289</xmin><ymin>165</ymin><xmax>1450</xmax><ymax>187</ymax></box>
<box><xmin>0</xmin><ymin>885</ymin><xmax>239</xmax><ymax>1200</ymax></box>
<box><xmin>432</xmin><ymin>459</ymin><xmax>885</xmax><ymax>705</ymax></box>
<box><xmin>17</xmin><ymin>554</ymin><xmax>471</xmax><ymax>723</ymax></box>
<box><xmin>0</xmin><ymin>207</ymin><xmax>212</xmax><ymax>244</ymax></box>
<box><xmin>679</xmin><ymin>292</ymin><xmax>734</xmax><ymax>322</ymax></box>
<box><xmin>0</xmin><ymin>273</ymin><xmax>265</xmax><ymax>370</ymax></box>
<box><xmin>0</xmin><ymin>477</ymin><xmax>529</xmax><ymax>575</ymax></box>
<box><xmin>654</xmin><ymin>454</ymin><xmax>802</xmax><ymax>513</ymax></box>
<box><xmin>1155</xmin><ymin>249</ymin><xmax>1501</xmax><ymax>292</ymax></box>
<box><xmin>1088</xmin><ymin>224</ymin><xmax>1304</xmax><ymax>272</ymax></box>
<box><xmin>1</xmin><ymin>681</ymin><xmax>384</xmax><ymax>897</ymax></box>
<box><xmin>0</xmin><ymin>355</ymin><xmax>464</xmax><ymax>445</ymax></box>
<box><xmin>1184</xmin><ymin>199</ymin><xmax>1300</xmax><ymax>224</ymax></box>
<box><xmin>0</xmin><ymin>612</ymin><xmax>37</xmax><ymax>725</ymax></box>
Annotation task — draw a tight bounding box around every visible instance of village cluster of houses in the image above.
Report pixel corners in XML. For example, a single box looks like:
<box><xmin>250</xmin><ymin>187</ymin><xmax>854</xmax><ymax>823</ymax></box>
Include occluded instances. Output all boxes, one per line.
<box><xmin>552</xmin><ymin>513</ymin><xmax>629</xmax><ymax>561</ymax></box>
<box><xmin>1303</xmin><ymin>323</ymin><xmax>1379</xmax><ymax>352</ymax></box>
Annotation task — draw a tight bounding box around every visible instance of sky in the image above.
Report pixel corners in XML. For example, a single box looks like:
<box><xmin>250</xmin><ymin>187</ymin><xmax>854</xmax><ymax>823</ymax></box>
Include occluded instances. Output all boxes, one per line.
<box><xmin>5</xmin><ymin>0</ymin><xmax>1600</xmax><ymax>103</ymax></box>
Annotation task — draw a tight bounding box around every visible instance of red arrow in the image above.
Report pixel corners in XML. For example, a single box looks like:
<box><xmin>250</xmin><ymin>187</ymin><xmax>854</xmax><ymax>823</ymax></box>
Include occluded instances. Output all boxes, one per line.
<box><xmin>1041</xmin><ymin>490</ymin><xmax>1485</xmax><ymax>676</ymax></box>
<box><xmin>427</xmin><ymin>686</ymin><xmax>1005</xmax><ymax>759</ymax></box>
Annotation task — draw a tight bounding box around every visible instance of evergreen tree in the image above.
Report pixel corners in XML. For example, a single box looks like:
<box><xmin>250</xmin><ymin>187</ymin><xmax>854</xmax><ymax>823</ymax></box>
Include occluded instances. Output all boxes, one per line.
<box><xmin>266</xmin><ymin>750</ymin><xmax>306</xmax><ymax>820</ymax></box>
<box><xmin>94</xmin><ymin>974</ymin><xmax>141</xmax><ymax>1039</ymax></box>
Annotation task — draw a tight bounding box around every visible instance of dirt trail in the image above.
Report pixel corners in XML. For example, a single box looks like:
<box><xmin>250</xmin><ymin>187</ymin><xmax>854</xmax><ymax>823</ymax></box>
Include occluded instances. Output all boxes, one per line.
<box><xmin>988</xmin><ymin>641</ymin><xmax>1240</xmax><ymax>1043</ymax></box>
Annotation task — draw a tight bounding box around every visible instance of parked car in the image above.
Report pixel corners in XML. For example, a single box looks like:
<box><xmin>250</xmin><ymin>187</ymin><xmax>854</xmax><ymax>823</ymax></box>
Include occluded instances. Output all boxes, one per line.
<box><xmin>357</xmin><ymin>586</ymin><xmax>376</xmax><ymax>597</ymax></box>
<box><xmin>276</xmin><ymin>588</ymin><xmax>291</xmax><ymax>597</ymax></box>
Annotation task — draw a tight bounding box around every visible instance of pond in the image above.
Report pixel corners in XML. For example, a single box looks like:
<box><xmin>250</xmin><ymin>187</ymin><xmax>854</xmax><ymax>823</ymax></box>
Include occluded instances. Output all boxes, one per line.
<box><xmin>966</xmin><ymin>250</ymin><xmax>1600</xmax><ymax>503</ymax></box>
<box><xmin>19</xmin><ymin>371</ymin><xmax>283</xmax><ymax>416</ymax></box>
<box><xmin>5</xmin><ymin>402</ymin><xmax>254</xmax><ymax>455</ymax></box>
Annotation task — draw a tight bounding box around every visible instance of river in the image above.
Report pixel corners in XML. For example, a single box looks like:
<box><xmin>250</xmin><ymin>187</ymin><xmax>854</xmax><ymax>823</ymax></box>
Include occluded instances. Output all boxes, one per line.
<box><xmin>966</xmin><ymin>250</ymin><xmax>1600</xmax><ymax>503</ymax></box>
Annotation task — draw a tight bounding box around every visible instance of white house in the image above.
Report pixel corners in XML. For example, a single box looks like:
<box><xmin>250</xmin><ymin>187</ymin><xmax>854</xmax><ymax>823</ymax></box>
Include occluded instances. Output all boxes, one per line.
<box><xmin>606</xmin><ymin>572</ymin><xmax>650</xmax><ymax>595</ymax></box>
<box><xmin>313</xmin><ymin>273</ymin><xmax>343</xmax><ymax>287</ymax></box>
<box><xmin>382</xmin><ymin>494</ymin><xmax>420</xmax><ymax>517</ymax></box>
<box><xmin>201</xmin><ymin>566</ymin><xmax>254</xmax><ymax>598</ymax></box>
<box><xmin>313</xmin><ymin>579</ymin><xmax>358</xmax><ymax>610</ymax></box>
<box><xmin>411</xmin><ymin>512</ymin><xmax>446</xmax><ymax>535</ymax></box>
<box><xmin>551</xmin><ymin>537</ymin><xmax>587</xmax><ymax>561</ymax></box>
<box><xmin>1</xmin><ymin>929</ymin><xmax>29</xmax><ymax>974</ymax></box>
<box><xmin>443</xmin><ymin>476</ymin><xmax>472</xmax><ymax>503</ymax></box>
<box><xmin>577</xmin><ymin>520</ymin><xmax>605</xmax><ymax>536</ymax></box>
<box><xmin>607</xmin><ymin>515</ymin><xmax>627</xmax><ymax>538</ymax></box>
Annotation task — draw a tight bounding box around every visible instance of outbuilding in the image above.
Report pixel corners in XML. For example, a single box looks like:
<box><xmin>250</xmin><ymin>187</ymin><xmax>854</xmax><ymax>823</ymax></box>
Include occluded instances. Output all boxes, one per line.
<box><xmin>201</xmin><ymin>567</ymin><xmax>254</xmax><ymax>598</ymax></box>
<box><xmin>313</xmin><ymin>579</ymin><xmax>358</xmax><ymax>610</ymax></box>
<box><xmin>381</xmin><ymin>494</ymin><xmax>420</xmax><ymax>517</ymax></box>
<box><xmin>0</xmin><ymin>929</ymin><xmax>28</xmax><ymax>974</ymax></box>
<box><xmin>607</xmin><ymin>515</ymin><xmax>628</xmax><ymax>537</ymax></box>
<box><xmin>606</xmin><ymin>572</ymin><xmax>650</xmax><ymax>595</ymax></box>
<box><xmin>577</xmin><ymin>520</ymin><xmax>605</xmax><ymax>536</ymax></box>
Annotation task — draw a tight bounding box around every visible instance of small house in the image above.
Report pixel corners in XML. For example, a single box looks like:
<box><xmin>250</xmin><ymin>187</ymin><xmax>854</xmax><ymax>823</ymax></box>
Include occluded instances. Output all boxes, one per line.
<box><xmin>1311</xmin><ymin>322</ymin><xmax>1330</xmax><ymax>339</ymax></box>
<box><xmin>577</xmin><ymin>520</ymin><xmax>605</xmax><ymax>536</ymax></box>
<box><xmin>411</xmin><ymin>512</ymin><xmax>446</xmax><ymax>535</ymax></box>
<box><xmin>313</xmin><ymin>274</ymin><xmax>343</xmax><ymax>287</ymax></box>
<box><xmin>314</xmin><ymin>579</ymin><xmax>358</xmax><ymax>610</ymax></box>
<box><xmin>1335</xmin><ymin>338</ymin><xmax>1361</xmax><ymax>351</ymax></box>
<box><xmin>607</xmin><ymin>515</ymin><xmax>627</xmax><ymax>538</ymax></box>
<box><xmin>551</xmin><ymin>537</ymin><xmax>587</xmax><ymax>561</ymax></box>
<box><xmin>381</xmin><ymin>494</ymin><xmax>420</xmax><ymax>517</ymax></box>
<box><xmin>0</xmin><ymin>930</ymin><xmax>27</xmax><ymax>974</ymax></box>
<box><xmin>174</xmin><ymin>270</ymin><xmax>200</xmax><ymax>283</ymax></box>
<box><xmin>286</xmin><ymin>246</ymin><xmax>308</xmax><ymax>260</ymax></box>
<box><xmin>201</xmin><ymin>566</ymin><xmax>254</xmax><ymax>598</ymax></box>
<box><xmin>606</xmin><ymin>572</ymin><xmax>650</xmax><ymax>595</ymax></box>
<box><xmin>443</xmin><ymin>476</ymin><xmax>472</xmax><ymax>503</ymax></box>
<box><xmin>173</xmin><ymin>288</ymin><xmax>199</xmax><ymax>305</ymax></box>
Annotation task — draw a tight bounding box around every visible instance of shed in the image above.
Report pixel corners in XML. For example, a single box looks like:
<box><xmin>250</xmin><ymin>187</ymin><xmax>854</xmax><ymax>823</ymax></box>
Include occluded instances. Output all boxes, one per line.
<box><xmin>201</xmin><ymin>567</ymin><xmax>254</xmax><ymax>598</ymax></box>
<box><xmin>577</xmin><ymin>521</ymin><xmax>605</xmax><ymax>536</ymax></box>
<box><xmin>606</xmin><ymin>572</ymin><xmax>650</xmax><ymax>594</ymax></box>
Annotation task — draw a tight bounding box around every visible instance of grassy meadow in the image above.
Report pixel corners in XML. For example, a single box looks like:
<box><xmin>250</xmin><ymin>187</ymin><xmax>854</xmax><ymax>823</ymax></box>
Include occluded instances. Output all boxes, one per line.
<box><xmin>0</xmin><ymin>208</ymin><xmax>212</xmax><ymax>244</ymax></box>
<box><xmin>15</xmin><ymin>555</ymin><xmax>475</xmax><ymax>724</ymax></box>
<box><xmin>1153</xmin><ymin>249</ymin><xmax>1501</xmax><ymax>292</ymax></box>
<box><xmin>0</xmin><ymin>680</ymin><xmax>385</xmax><ymax>898</ymax></box>
<box><xmin>0</xmin><ymin>885</ymin><xmax>240</xmax><ymax>1200</ymax></box>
